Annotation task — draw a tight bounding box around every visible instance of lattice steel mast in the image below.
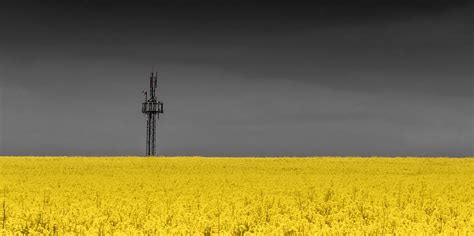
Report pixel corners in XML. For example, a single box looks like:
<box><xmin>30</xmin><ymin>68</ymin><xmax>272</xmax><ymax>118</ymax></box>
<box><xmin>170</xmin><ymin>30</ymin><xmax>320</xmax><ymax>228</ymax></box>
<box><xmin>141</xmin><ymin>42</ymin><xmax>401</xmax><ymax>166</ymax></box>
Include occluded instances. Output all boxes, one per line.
<box><xmin>142</xmin><ymin>72</ymin><xmax>164</xmax><ymax>156</ymax></box>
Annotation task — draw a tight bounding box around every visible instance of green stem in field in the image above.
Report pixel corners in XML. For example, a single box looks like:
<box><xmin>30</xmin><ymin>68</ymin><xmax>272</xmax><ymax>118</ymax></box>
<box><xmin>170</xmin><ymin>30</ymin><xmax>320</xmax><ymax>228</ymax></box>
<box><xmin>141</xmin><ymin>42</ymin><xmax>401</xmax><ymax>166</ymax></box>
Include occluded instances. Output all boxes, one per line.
<box><xmin>2</xmin><ymin>188</ymin><xmax>6</xmax><ymax>229</ymax></box>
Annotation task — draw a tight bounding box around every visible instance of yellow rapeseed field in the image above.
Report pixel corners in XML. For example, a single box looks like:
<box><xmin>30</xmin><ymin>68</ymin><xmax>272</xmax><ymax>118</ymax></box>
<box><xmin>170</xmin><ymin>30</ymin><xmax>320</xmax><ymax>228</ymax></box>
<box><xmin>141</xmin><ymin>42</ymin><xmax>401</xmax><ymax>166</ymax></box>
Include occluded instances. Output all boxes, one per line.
<box><xmin>0</xmin><ymin>157</ymin><xmax>473</xmax><ymax>235</ymax></box>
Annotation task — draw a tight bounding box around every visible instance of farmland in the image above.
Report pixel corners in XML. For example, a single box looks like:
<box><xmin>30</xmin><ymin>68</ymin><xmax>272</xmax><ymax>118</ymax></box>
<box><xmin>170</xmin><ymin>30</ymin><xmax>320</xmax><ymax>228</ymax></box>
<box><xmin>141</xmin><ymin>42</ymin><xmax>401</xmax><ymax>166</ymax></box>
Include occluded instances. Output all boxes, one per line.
<box><xmin>0</xmin><ymin>157</ymin><xmax>473</xmax><ymax>234</ymax></box>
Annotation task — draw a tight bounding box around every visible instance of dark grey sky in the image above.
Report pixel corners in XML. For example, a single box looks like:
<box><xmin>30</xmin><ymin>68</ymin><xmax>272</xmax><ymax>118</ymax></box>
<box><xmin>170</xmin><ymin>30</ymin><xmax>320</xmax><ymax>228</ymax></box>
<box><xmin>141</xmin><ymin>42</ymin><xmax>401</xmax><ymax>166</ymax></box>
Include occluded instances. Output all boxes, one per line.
<box><xmin>0</xmin><ymin>1</ymin><xmax>472</xmax><ymax>156</ymax></box>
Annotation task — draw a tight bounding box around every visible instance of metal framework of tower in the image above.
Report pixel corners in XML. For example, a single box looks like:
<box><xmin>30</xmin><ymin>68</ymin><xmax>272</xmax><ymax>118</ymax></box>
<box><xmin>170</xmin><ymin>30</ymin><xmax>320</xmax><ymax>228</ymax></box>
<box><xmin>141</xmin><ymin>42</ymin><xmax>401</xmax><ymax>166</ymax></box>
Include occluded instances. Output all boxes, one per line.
<box><xmin>141</xmin><ymin>72</ymin><xmax>164</xmax><ymax>156</ymax></box>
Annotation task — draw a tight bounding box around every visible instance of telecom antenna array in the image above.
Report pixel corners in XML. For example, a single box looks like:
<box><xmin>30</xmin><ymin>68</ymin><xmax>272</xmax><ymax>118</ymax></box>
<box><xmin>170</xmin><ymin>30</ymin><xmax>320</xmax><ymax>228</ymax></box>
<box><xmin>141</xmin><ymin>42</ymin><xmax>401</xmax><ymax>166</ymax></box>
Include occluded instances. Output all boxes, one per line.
<box><xmin>142</xmin><ymin>72</ymin><xmax>164</xmax><ymax>156</ymax></box>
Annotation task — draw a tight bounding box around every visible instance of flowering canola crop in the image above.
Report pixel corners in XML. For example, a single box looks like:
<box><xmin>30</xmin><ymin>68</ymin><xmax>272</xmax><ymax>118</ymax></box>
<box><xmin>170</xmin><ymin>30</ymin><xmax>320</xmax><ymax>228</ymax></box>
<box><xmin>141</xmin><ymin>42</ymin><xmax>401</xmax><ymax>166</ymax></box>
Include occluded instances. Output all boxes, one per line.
<box><xmin>0</xmin><ymin>157</ymin><xmax>473</xmax><ymax>235</ymax></box>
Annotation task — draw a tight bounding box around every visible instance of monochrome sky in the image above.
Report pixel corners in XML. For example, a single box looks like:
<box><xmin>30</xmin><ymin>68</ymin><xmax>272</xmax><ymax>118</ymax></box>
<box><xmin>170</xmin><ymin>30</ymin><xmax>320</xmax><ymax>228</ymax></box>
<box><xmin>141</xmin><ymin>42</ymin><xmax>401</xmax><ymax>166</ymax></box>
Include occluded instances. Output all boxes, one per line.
<box><xmin>0</xmin><ymin>1</ymin><xmax>472</xmax><ymax>156</ymax></box>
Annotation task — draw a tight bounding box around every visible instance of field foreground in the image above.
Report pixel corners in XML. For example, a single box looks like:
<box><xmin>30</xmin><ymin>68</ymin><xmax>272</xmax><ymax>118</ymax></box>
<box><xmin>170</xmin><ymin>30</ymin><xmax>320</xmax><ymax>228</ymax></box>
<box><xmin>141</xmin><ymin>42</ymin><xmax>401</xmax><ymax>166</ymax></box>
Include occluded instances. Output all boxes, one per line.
<box><xmin>0</xmin><ymin>157</ymin><xmax>473</xmax><ymax>235</ymax></box>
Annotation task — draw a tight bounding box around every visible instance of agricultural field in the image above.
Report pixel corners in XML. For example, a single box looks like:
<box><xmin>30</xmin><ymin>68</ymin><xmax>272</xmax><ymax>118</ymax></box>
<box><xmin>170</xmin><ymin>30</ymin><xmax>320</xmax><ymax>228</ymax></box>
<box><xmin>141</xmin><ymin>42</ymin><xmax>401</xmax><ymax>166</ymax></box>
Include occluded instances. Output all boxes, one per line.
<box><xmin>0</xmin><ymin>157</ymin><xmax>473</xmax><ymax>235</ymax></box>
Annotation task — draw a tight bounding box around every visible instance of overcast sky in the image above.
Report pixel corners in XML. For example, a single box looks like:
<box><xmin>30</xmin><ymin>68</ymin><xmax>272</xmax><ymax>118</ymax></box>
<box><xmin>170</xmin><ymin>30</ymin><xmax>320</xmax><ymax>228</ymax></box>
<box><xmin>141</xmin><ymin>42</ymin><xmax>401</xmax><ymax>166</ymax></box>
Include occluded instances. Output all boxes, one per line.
<box><xmin>0</xmin><ymin>1</ymin><xmax>472</xmax><ymax>156</ymax></box>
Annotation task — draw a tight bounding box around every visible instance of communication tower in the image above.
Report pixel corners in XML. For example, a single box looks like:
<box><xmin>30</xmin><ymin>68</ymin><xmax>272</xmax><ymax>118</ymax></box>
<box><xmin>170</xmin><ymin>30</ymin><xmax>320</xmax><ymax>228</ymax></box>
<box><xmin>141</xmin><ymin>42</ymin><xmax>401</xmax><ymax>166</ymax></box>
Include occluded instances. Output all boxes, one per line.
<box><xmin>142</xmin><ymin>72</ymin><xmax>164</xmax><ymax>156</ymax></box>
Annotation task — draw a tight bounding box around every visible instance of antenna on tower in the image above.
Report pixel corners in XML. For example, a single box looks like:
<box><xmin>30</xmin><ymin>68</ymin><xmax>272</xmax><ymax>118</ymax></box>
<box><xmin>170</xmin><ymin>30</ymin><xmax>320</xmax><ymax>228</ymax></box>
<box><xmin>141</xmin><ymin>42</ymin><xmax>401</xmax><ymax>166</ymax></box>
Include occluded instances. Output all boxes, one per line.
<box><xmin>141</xmin><ymin>70</ymin><xmax>164</xmax><ymax>156</ymax></box>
